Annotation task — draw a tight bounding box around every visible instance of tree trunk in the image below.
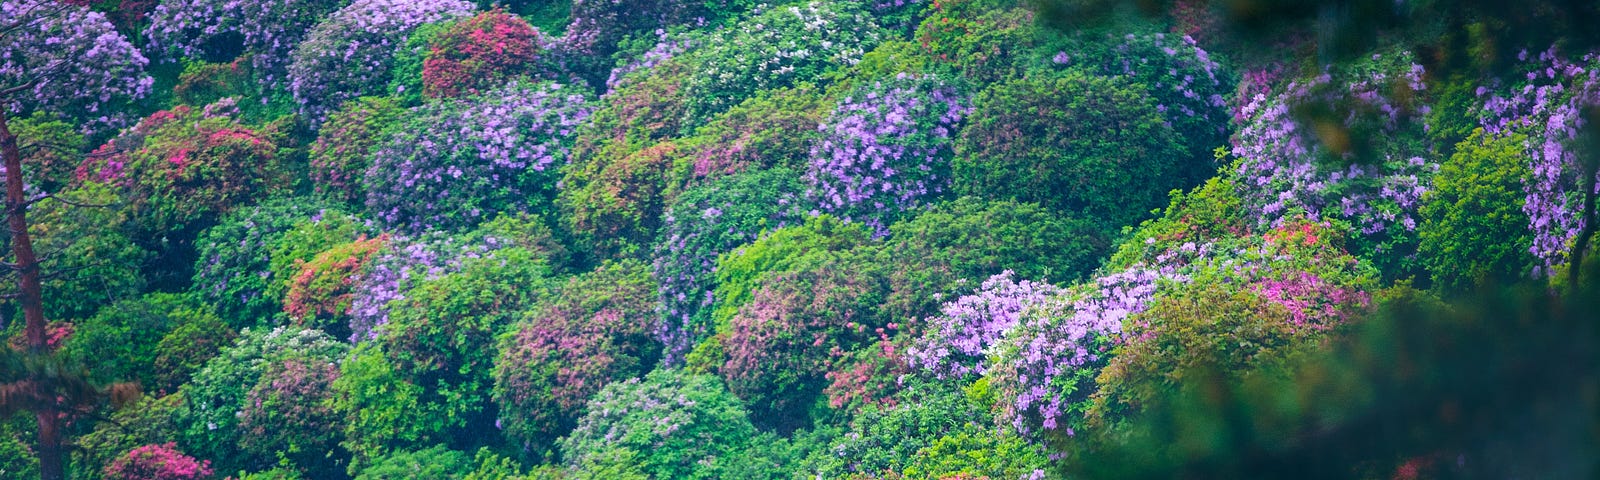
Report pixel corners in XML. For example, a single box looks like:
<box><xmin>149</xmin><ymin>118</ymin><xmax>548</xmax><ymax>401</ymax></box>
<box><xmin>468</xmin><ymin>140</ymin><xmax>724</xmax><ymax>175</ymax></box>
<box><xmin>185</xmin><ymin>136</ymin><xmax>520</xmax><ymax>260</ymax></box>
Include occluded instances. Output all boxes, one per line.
<box><xmin>0</xmin><ymin>105</ymin><xmax>64</xmax><ymax>480</ymax></box>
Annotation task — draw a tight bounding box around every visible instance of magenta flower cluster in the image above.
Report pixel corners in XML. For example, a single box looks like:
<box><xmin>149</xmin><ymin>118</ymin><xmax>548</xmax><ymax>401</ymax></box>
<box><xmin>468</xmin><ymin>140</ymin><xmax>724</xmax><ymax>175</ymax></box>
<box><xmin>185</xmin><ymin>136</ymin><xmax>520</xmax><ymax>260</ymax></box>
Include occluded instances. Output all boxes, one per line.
<box><xmin>145</xmin><ymin>0</ymin><xmax>343</xmax><ymax>87</ymax></box>
<box><xmin>1232</xmin><ymin>55</ymin><xmax>1436</xmax><ymax>240</ymax></box>
<box><xmin>364</xmin><ymin>81</ymin><xmax>593</xmax><ymax>233</ymax></box>
<box><xmin>1479</xmin><ymin>46</ymin><xmax>1600</xmax><ymax>277</ymax></box>
<box><xmin>804</xmin><ymin>73</ymin><xmax>970</xmax><ymax>234</ymax></box>
<box><xmin>103</xmin><ymin>443</ymin><xmax>213</xmax><ymax>480</ymax></box>
<box><xmin>908</xmin><ymin>270</ymin><xmax>1063</xmax><ymax>379</ymax></box>
<box><xmin>287</xmin><ymin>0</ymin><xmax>475</xmax><ymax>122</ymax></box>
<box><xmin>1</xmin><ymin>0</ymin><xmax>152</xmax><ymax>132</ymax></box>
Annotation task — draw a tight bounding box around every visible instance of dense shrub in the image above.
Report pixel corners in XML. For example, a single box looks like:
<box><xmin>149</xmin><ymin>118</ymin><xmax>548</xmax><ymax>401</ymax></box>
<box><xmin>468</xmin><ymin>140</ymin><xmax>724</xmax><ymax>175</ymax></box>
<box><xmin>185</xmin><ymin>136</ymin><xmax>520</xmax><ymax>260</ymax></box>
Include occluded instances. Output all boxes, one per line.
<box><xmin>287</xmin><ymin>0</ymin><xmax>475</xmax><ymax>122</ymax></box>
<box><xmin>0</xmin><ymin>0</ymin><xmax>152</xmax><ymax>131</ymax></box>
<box><xmin>347</xmin><ymin>232</ymin><xmax>497</xmax><ymax>342</ymax></box>
<box><xmin>264</xmin><ymin>210</ymin><xmax>375</xmax><ymax>309</ymax></box>
<box><xmin>908</xmin><ymin>270</ymin><xmax>1065</xmax><ymax>380</ymax></box>
<box><xmin>1230</xmin><ymin>51</ymin><xmax>1436</xmax><ymax>278</ymax></box>
<box><xmin>145</xmin><ymin>0</ymin><xmax>345</xmax><ymax>84</ymax></box>
<box><xmin>375</xmin><ymin>247</ymin><xmax>555</xmax><ymax>448</ymax></box>
<box><xmin>310</xmin><ymin>97</ymin><xmax>404</xmax><ymax>208</ymax></box>
<box><xmin>103</xmin><ymin>443</ymin><xmax>212</xmax><ymax>480</ymax></box>
<box><xmin>493</xmin><ymin>259</ymin><xmax>661</xmax><ymax>453</ymax></box>
<box><xmin>192</xmin><ymin>197</ymin><xmax>350</xmax><ymax>328</ymax></box>
<box><xmin>681</xmin><ymin>1</ymin><xmax>884</xmax><ymax>127</ymax></box>
<box><xmin>237</xmin><ymin>357</ymin><xmax>346</xmax><ymax>477</ymax></box>
<box><xmin>1418</xmin><ymin>131</ymin><xmax>1537</xmax><ymax>292</ymax></box>
<box><xmin>952</xmin><ymin>71</ymin><xmax>1186</xmax><ymax>233</ymax></box>
<box><xmin>62</xmin><ymin>293</ymin><xmax>223</xmax><ymax>395</ymax></box>
<box><xmin>652</xmin><ymin>168</ymin><xmax>806</xmax><ymax>365</ymax></box>
<box><xmin>176</xmin><ymin>327</ymin><xmax>348</xmax><ymax>474</ymax></box>
<box><xmin>559</xmin><ymin>369</ymin><xmax>755</xmax><ymax>479</ymax></box>
<box><xmin>75</xmin><ymin>105</ymin><xmax>285</xmax><ymax>239</ymax></box>
<box><xmin>806</xmin><ymin>381</ymin><xmax>1038</xmax><ymax>478</ymax></box>
<box><xmin>364</xmin><ymin>80</ymin><xmax>593</xmax><ymax>233</ymax></box>
<box><xmin>5</xmin><ymin>111</ymin><xmax>84</xmax><ymax>192</ymax></box>
<box><xmin>152</xmin><ymin>315</ymin><xmax>237</xmax><ymax>395</ymax></box>
<box><xmin>422</xmin><ymin>10</ymin><xmax>546</xmax><ymax>98</ymax></box>
<box><xmin>330</xmin><ymin>345</ymin><xmax>434</xmax><ymax>472</ymax></box>
<box><xmin>354</xmin><ymin>445</ymin><xmax>473</xmax><ymax>480</ymax></box>
<box><xmin>668</xmin><ymin>84</ymin><xmax>830</xmax><ymax>192</ymax></box>
<box><xmin>1064</xmin><ymin>32</ymin><xmax>1236</xmax><ymax>183</ymax></box>
<box><xmin>804</xmin><ymin>73</ymin><xmax>971</xmax><ymax>233</ymax></box>
<box><xmin>912</xmin><ymin>0</ymin><xmax>1036</xmax><ymax>86</ymax></box>
<box><xmin>0</xmin><ymin>183</ymin><xmax>146</xmax><ymax>321</ymax></box>
<box><xmin>283</xmin><ymin>235</ymin><xmax>388</xmax><ymax>340</ymax></box>
<box><xmin>707</xmin><ymin>216</ymin><xmax>875</xmax><ymax>334</ymax></box>
<box><xmin>876</xmin><ymin>197</ymin><xmax>1108</xmax><ymax>323</ymax></box>
<box><xmin>72</xmin><ymin>395</ymin><xmax>186</xmax><ymax>480</ymax></box>
<box><xmin>554</xmin><ymin>0</ymin><xmax>697</xmax><ymax>89</ymax></box>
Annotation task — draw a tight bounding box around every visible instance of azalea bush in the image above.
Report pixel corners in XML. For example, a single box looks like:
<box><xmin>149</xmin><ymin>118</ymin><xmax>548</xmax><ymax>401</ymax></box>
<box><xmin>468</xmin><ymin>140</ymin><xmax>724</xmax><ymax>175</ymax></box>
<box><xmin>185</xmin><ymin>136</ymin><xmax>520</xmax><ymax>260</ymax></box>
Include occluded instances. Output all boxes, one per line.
<box><xmin>953</xmin><ymin>70</ymin><xmax>1186</xmax><ymax>233</ymax></box>
<box><xmin>364</xmin><ymin>80</ymin><xmax>592</xmax><ymax>233</ymax></box>
<box><xmin>192</xmin><ymin>197</ymin><xmax>351</xmax><ymax>328</ymax></box>
<box><xmin>309</xmin><ymin>97</ymin><xmax>404</xmax><ymax>208</ymax></box>
<box><xmin>1</xmin><ymin>0</ymin><xmax>152</xmax><ymax>132</ymax></box>
<box><xmin>804</xmin><ymin>73</ymin><xmax>971</xmax><ymax>233</ymax></box>
<box><xmin>559</xmin><ymin>369</ymin><xmax>756</xmax><ymax>479</ymax></box>
<box><xmin>287</xmin><ymin>0</ymin><xmax>475</xmax><ymax>122</ymax></box>
<box><xmin>493</xmin><ymin>259</ymin><xmax>661</xmax><ymax>453</ymax></box>
<box><xmin>103</xmin><ymin>443</ymin><xmax>213</xmax><ymax>480</ymax></box>
<box><xmin>237</xmin><ymin>355</ymin><xmax>347</xmax><ymax>477</ymax></box>
<box><xmin>681</xmin><ymin>1</ymin><xmax>884</xmax><ymax>127</ymax></box>
<box><xmin>421</xmin><ymin>10</ymin><xmax>546</xmax><ymax>98</ymax></box>
<box><xmin>283</xmin><ymin>235</ymin><xmax>388</xmax><ymax>340</ymax></box>
<box><xmin>145</xmin><ymin>0</ymin><xmax>345</xmax><ymax>84</ymax></box>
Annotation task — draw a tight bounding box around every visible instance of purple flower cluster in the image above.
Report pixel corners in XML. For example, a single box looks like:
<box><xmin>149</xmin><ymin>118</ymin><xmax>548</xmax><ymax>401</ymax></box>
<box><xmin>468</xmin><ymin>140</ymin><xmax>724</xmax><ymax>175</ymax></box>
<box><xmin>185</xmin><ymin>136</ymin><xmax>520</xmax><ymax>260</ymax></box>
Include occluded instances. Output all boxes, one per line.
<box><xmin>287</xmin><ymin>0</ymin><xmax>475</xmax><ymax>122</ymax></box>
<box><xmin>605</xmin><ymin>29</ymin><xmax>695</xmax><ymax>91</ymax></box>
<box><xmin>804</xmin><ymin>73</ymin><xmax>969</xmax><ymax>234</ymax></box>
<box><xmin>1232</xmin><ymin>54</ymin><xmax>1436</xmax><ymax>241</ymax></box>
<box><xmin>1</xmin><ymin>0</ymin><xmax>152</xmax><ymax>132</ymax></box>
<box><xmin>1073</xmin><ymin>33</ymin><xmax>1230</xmax><ymax>139</ymax></box>
<box><xmin>1479</xmin><ymin>46</ymin><xmax>1600</xmax><ymax>277</ymax></box>
<box><xmin>364</xmin><ymin>81</ymin><xmax>593</xmax><ymax>233</ymax></box>
<box><xmin>347</xmin><ymin>232</ymin><xmax>496</xmax><ymax>342</ymax></box>
<box><xmin>908</xmin><ymin>270</ymin><xmax>1063</xmax><ymax>379</ymax></box>
<box><xmin>556</xmin><ymin>0</ymin><xmax>696</xmax><ymax>89</ymax></box>
<box><xmin>990</xmin><ymin>267</ymin><xmax>1165</xmax><ymax>435</ymax></box>
<box><xmin>145</xmin><ymin>0</ymin><xmax>343</xmax><ymax>87</ymax></box>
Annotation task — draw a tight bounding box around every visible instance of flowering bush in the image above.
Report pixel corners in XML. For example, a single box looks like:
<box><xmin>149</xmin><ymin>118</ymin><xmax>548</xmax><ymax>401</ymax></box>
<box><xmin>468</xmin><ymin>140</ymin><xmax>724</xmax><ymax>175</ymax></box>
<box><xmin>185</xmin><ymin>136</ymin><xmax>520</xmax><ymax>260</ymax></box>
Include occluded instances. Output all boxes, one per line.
<box><xmin>364</xmin><ymin>80</ymin><xmax>592</xmax><ymax>233</ymax></box>
<box><xmin>912</xmin><ymin>0</ymin><xmax>1035</xmax><ymax>86</ymax></box>
<box><xmin>75</xmin><ymin>105</ymin><xmax>285</xmax><ymax>238</ymax></box>
<box><xmin>176</xmin><ymin>327</ymin><xmax>347</xmax><ymax>475</ymax></box>
<box><xmin>1064</xmin><ymin>32</ymin><xmax>1236</xmax><ymax>183</ymax></box>
<box><xmin>422</xmin><ymin>10</ymin><xmax>546</xmax><ymax>98</ymax></box>
<box><xmin>103</xmin><ymin>443</ymin><xmax>212</xmax><ymax>480</ymax></box>
<box><xmin>1</xmin><ymin>0</ymin><xmax>152</xmax><ymax>131</ymax></box>
<box><xmin>908</xmin><ymin>270</ymin><xmax>1064</xmax><ymax>380</ymax></box>
<box><xmin>264</xmin><ymin>210</ymin><xmax>375</xmax><ymax>310</ymax></box>
<box><xmin>1418</xmin><ymin>131</ymin><xmax>1536</xmax><ymax>292</ymax></box>
<box><xmin>346</xmin><ymin>231</ymin><xmax>494</xmax><ymax>342</ymax></box>
<box><xmin>605</xmin><ymin>30</ymin><xmax>696</xmax><ymax>91</ymax></box>
<box><xmin>805</xmin><ymin>73</ymin><xmax>970</xmax><ymax>233</ymax></box>
<box><xmin>707</xmin><ymin>215</ymin><xmax>874</xmax><ymax>334</ymax></box>
<box><xmin>72</xmin><ymin>395</ymin><xmax>186</xmax><ymax>480</ymax></box>
<box><xmin>237</xmin><ymin>356</ymin><xmax>346</xmax><ymax>477</ymax></box>
<box><xmin>145</xmin><ymin>0</ymin><xmax>344</xmax><ymax>86</ymax></box>
<box><xmin>670</xmin><ymin>85</ymin><xmax>830</xmax><ymax>192</ymax></box>
<box><xmin>287</xmin><ymin>0</ymin><xmax>475</xmax><ymax>122</ymax></box>
<box><xmin>554</xmin><ymin>0</ymin><xmax>697</xmax><ymax>88</ymax></box>
<box><xmin>1478</xmin><ymin>47</ymin><xmax>1600</xmax><ymax>278</ymax></box>
<box><xmin>953</xmin><ymin>71</ymin><xmax>1186</xmax><ymax>233</ymax></box>
<box><xmin>681</xmin><ymin>1</ymin><xmax>884</xmax><ymax>127</ymax></box>
<box><xmin>1230</xmin><ymin>51</ymin><xmax>1436</xmax><ymax>278</ymax></box>
<box><xmin>559</xmin><ymin>369</ymin><xmax>756</xmax><ymax>479</ymax></box>
<box><xmin>875</xmin><ymin>197</ymin><xmax>1108</xmax><ymax>323</ymax></box>
<box><xmin>192</xmin><ymin>197</ymin><xmax>351</xmax><ymax>328</ymax></box>
<box><xmin>493</xmin><ymin>259</ymin><xmax>662</xmax><ymax>451</ymax></box>
<box><xmin>720</xmin><ymin>266</ymin><xmax>887</xmax><ymax>431</ymax></box>
<box><xmin>310</xmin><ymin>97</ymin><xmax>404</xmax><ymax>208</ymax></box>
<box><xmin>283</xmin><ymin>235</ymin><xmax>388</xmax><ymax>340</ymax></box>
<box><xmin>652</xmin><ymin>168</ymin><xmax>806</xmax><ymax>365</ymax></box>
<box><xmin>376</xmin><ymin>247</ymin><xmax>554</xmax><ymax>444</ymax></box>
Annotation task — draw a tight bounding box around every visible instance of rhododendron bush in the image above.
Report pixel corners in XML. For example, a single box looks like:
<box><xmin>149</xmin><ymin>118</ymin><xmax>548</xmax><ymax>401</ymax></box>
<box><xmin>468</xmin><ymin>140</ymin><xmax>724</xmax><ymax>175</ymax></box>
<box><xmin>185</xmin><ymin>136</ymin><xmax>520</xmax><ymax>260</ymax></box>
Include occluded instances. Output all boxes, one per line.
<box><xmin>288</xmin><ymin>0</ymin><xmax>475</xmax><ymax>121</ymax></box>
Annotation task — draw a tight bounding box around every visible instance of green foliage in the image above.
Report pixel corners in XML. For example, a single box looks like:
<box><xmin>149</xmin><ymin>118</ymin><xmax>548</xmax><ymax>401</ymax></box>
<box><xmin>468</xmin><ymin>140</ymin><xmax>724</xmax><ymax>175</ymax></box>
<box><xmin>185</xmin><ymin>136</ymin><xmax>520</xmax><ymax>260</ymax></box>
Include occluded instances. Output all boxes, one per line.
<box><xmin>876</xmin><ymin>196</ymin><xmax>1109</xmax><ymax>322</ymax></box>
<box><xmin>1107</xmin><ymin>172</ymin><xmax>1249</xmax><ymax>271</ymax></box>
<box><xmin>173</xmin><ymin>59</ymin><xmax>253</xmax><ymax>109</ymax></box>
<box><xmin>61</xmin><ymin>293</ymin><xmax>223</xmax><ymax>395</ymax></box>
<box><xmin>265</xmin><ymin>211</ymin><xmax>374</xmax><ymax>309</ymax></box>
<box><xmin>913</xmin><ymin>0</ymin><xmax>1038</xmax><ymax>85</ymax></box>
<box><xmin>1418</xmin><ymin>130</ymin><xmax>1536</xmax><ymax>293</ymax></box>
<box><xmin>8</xmin><ymin>110</ymin><xmax>84</xmax><ymax>192</ymax></box>
<box><xmin>388</xmin><ymin>21</ymin><xmax>452</xmax><ymax>108</ymax></box>
<box><xmin>807</xmin><ymin>380</ymin><xmax>1004</xmax><ymax>478</ymax></box>
<box><xmin>377</xmin><ymin>248</ymin><xmax>555</xmax><ymax>451</ymax></box>
<box><xmin>331</xmin><ymin>345</ymin><xmax>435</xmax><ymax>475</ymax></box>
<box><xmin>152</xmin><ymin>316</ymin><xmax>239</xmax><ymax>395</ymax></box>
<box><xmin>72</xmin><ymin>395</ymin><xmax>186</xmax><ymax>480</ymax></box>
<box><xmin>952</xmin><ymin>70</ymin><xmax>1186</xmax><ymax>234</ymax></box>
<box><xmin>2</xmin><ymin>420</ymin><xmax>40</xmax><ymax>479</ymax></box>
<box><xmin>310</xmin><ymin>96</ymin><xmax>405</xmax><ymax>208</ymax></box>
<box><xmin>175</xmin><ymin>326</ymin><xmax>348</xmax><ymax>475</ymax></box>
<box><xmin>355</xmin><ymin>445</ymin><xmax>473</xmax><ymax>480</ymax></box>
<box><xmin>668</xmin><ymin>84</ymin><xmax>832</xmax><ymax>194</ymax></box>
<box><xmin>2</xmin><ymin>183</ymin><xmax>147</xmax><ymax>322</ymax></box>
<box><xmin>235</xmin><ymin>467</ymin><xmax>305</xmax><ymax>480</ymax></box>
<box><xmin>899</xmin><ymin>425</ymin><xmax>1051</xmax><ymax>480</ymax></box>
<box><xmin>192</xmin><ymin>197</ymin><xmax>351</xmax><ymax>328</ymax></box>
<box><xmin>709</xmin><ymin>215</ymin><xmax>874</xmax><ymax>334</ymax></box>
<box><xmin>559</xmin><ymin>369</ymin><xmax>755</xmax><ymax>479</ymax></box>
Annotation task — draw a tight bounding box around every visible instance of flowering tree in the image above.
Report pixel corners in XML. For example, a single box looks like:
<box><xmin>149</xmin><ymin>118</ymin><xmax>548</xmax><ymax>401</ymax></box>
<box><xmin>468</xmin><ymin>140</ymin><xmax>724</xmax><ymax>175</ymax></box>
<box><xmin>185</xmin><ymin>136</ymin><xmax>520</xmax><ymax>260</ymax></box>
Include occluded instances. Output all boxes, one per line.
<box><xmin>422</xmin><ymin>10</ymin><xmax>546</xmax><ymax>98</ymax></box>
<box><xmin>805</xmin><ymin>73</ymin><xmax>970</xmax><ymax>234</ymax></box>
<box><xmin>364</xmin><ymin>80</ymin><xmax>592</xmax><ymax>233</ymax></box>
<box><xmin>145</xmin><ymin>0</ymin><xmax>346</xmax><ymax>87</ymax></box>
<box><xmin>287</xmin><ymin>0</ymin><xmax>475</xmax><ymax>122</ymax></box>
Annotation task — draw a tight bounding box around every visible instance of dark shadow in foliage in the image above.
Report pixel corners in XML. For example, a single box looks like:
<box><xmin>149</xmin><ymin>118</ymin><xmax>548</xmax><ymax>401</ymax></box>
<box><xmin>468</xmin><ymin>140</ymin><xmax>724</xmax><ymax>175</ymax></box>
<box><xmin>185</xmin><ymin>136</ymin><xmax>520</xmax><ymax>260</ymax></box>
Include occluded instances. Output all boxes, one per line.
<box><xmin>1060</xmin><ymin>273</ymin><xmax>1600</xmax><ymax>479</ymax></box>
